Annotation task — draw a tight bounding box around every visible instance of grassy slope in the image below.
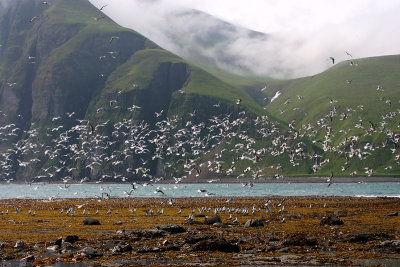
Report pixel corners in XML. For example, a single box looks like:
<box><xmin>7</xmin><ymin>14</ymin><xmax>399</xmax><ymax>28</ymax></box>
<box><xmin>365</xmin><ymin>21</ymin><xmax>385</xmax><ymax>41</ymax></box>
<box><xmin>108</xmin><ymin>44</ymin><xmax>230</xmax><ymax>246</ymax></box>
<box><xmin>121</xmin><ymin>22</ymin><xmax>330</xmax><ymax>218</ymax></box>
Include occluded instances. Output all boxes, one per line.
<box><xmin>5</xmin><ymin>0</ymin><xmax>398</xmax><ymax>179</ymax></box>
<box><xmin>259</xmin><ymin>55</ymin><xmax>400</xmax><ymax>176</ymax></box>
<box><xmin>89</xmin><ymin>48</ymin><xmax>267</xmax><ymax>119</ymax></box>
<box><xmin>45</xmin><ymin>0</ymin><xmax>265</xmax><ymax>119</ymax></box>
<box><xmin>265</xmin><ymin>55</ymin><xmax>400</xmax><ymax>126</ymax></box>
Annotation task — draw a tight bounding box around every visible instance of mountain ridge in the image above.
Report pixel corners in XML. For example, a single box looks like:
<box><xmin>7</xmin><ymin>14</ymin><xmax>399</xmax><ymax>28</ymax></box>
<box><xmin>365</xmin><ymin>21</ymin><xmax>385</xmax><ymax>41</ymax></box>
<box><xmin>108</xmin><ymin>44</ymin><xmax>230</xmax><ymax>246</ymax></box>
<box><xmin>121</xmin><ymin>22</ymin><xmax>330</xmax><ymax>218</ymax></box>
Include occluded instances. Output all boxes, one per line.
<box><xmin>0</xmin><ymin>0</ymin><xmax>398</xmax><ymax>184</ymax></box>
<box><xmin>0</xmin><ymin>0</ymin><xmax>267</xmax><ymax>182</ymax></box>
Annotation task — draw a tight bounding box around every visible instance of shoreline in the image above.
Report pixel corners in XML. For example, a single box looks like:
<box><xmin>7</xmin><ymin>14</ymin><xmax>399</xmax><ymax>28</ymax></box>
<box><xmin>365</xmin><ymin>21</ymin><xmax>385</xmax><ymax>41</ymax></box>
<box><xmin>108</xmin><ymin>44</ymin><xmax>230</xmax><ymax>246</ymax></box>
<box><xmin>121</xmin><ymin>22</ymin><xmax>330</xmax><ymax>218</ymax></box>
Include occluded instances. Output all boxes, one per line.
<box><xmin>1</xmin><ymin>176</ymin><xmax>399</xmax><ymax>185</ymax></box>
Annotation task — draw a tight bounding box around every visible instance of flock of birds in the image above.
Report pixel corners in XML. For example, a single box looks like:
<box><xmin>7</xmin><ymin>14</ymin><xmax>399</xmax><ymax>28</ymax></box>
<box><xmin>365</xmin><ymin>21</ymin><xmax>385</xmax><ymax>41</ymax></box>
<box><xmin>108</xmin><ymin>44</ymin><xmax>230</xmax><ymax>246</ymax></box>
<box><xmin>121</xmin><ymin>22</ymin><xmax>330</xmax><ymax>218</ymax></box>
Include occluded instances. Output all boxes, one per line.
<box><xmin>0</xmin><ymin>1</ymin><xmax>399</xmax><ymax>199</ymax></box>
<box><xmin>1</xmin><ymin>197</ymin><xmax>297</xmax><ymax>227</ymax></box>
<box><xmin>0</xmin><ymin>83</ymin><xmax>398</xmax><ymax>192</ymax></box>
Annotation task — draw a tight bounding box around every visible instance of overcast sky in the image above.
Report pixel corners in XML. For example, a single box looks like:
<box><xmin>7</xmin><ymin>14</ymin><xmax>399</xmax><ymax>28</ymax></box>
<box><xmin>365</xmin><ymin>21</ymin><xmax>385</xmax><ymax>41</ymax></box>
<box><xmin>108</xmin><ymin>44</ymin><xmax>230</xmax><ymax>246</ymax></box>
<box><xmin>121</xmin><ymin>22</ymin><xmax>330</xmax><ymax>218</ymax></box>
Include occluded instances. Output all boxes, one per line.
<box><xmin>89</xmin><ymin>0</ymin><xmax>400</xmax><ymax>78</ymax></box>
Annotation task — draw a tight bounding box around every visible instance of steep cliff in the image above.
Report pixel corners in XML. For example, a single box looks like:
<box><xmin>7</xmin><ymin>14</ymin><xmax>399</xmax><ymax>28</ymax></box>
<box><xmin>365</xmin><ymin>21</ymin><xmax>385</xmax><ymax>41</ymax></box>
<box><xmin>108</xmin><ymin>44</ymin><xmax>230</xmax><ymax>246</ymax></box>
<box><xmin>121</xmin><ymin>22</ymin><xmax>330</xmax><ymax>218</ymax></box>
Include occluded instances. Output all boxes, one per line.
<box><xmin>0</xmin><ymin>0</ymin><xmax>264</xmax><ymax>181</ymax></box>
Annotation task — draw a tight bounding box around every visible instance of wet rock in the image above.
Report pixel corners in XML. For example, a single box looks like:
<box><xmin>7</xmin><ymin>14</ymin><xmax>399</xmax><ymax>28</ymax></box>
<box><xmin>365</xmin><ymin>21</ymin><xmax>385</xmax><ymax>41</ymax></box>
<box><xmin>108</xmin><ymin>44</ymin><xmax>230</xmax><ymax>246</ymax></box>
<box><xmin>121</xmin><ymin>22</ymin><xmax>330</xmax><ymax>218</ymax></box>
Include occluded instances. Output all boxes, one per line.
<box><xmin>0</xmin><ymin>242</ymin><xmax>5</xmax><ymax>249</ymax></box>
<box><xmin>386</xmin><ymin>212</ymin><xmax>398</xmax><ymax>217</ymax></box>
<box><xmin>344</xmin><ymin>232</ymin><xmax>390</xmax><ymax>243</ymax></box>
<box><xmin>14</xmin><ymin>240</ymin><xmax>25</xmax><ymax>249</ymax></box>
<box><xmin>192</xmin><ymin>237</ymin><xmax>240</xmax><ymax>252</ymax></box>
<box><xmin>111</xmin><ymin>243</ymin><xmax>132</xmax><ymax>254</ymax></box>
<box><xmin>62</xmin><ymin>242</ymin><xmax>76</xmax><ymax>251</ymax></box>
<box><xmin>320</xmin><ymin>216</ymin><xmax>344</xmax><ymax>226</ymax></box>
<box><xmin>142</xmin><ymin>229</ymin><xmax>165</xmax><ymax>239</ymax></box>
<box><xmin>137</xmin><ymin>246</ymin><xmax>164</xmax><ymax>253</ymax></box>
<box><xmin>46</xmin><ymin>245</ymin><xmax>60</xmax><ymax>252</ymax></box>
<box><xmin>21</xmin><ymin>255</ymin><xmax>35</xmax><ymax>262</ymax></box>
<box><xmin>213</xmin><ymin>222</ymin><xmax>229</xmax><ymax>228</ymax></box>
<box><xmin>80</xmin><ymin>247</ymin><xmax>103</xmax><ymax>258</ymax></box>
<box><xmin>114</xmin><ymin>221</ymin><xmax>123</xmax><ymax>225</ymax></box>
<box><xmin>283</xmin><ymin>232</ymin><xmax>318</xmax><ymax>246</ymax></box>
<box><xmin>244</xmin><ymin>219</ymin><xmax>264</xmax><ymax>227</ymax></box>
<box><xmin>83</xmin><ymin>218</ymin><xmax>101</xmax><ymax>225</ymax></box>
<box><xmin>378</xmin><ymin>240</ymin><xmax>400</xmax><ymax>253</ymax></box>
<box><xmin>185</xmin><ymin>233</ymin><xmax>217</xmax><ymax>244</ymax></box>
<box><xmin>103</xmin><ymin>241</ymin><xmax>118</xmax><ymax>250</ymax></box>
<box><xmin>204</xmin><ymin>215</ymin><xmax>222</xmax><ymax>225</ymax></box>
<box><xmin>65</xmin><ymin>235</ymin><xmax>79</xmax><ymax>244</ymax></box>
<box><xmin>162</xmin><ymin>240</ymin><xmax>181</xmax><ymax>251</ymax></box>
<box><xmin>155</xmin><ymin>224</ymin><xmax>186</xmax><ymax>234</ymax></box>
<box><xmin>238</xmin><ymin>235</ymin><xmax>264</xmax><ymax>245</ymax></box>
<box><xmin>54</xmin><ymin>237</ymin><xmax>63</xmax><ymax>247</ymax></box>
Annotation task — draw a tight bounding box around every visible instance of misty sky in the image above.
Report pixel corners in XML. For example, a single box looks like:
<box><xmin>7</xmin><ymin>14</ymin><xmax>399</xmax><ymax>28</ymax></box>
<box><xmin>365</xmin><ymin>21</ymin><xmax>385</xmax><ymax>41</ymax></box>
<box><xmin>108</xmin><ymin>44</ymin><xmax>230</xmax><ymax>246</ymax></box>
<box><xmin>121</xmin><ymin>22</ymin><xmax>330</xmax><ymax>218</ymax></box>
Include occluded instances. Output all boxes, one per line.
<box><xmin>89</xmin><ymin>0</ymin><xmax>400</xmax><ymax>78</ymax></box>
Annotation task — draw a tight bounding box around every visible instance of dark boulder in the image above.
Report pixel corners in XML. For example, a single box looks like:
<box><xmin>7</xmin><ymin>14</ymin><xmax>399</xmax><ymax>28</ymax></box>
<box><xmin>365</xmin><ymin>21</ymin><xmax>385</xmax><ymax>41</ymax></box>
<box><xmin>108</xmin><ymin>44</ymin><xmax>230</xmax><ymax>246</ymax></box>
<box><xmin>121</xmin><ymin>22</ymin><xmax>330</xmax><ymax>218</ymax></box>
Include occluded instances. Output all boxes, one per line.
<box><xmin>283</xmin><ymin>232</ymin><xmax>318</xmax><ymax>246</ymax></box>
<box><xmin>185</xmin><ymin>233</ymin><xmax>217</xmax><ymax>244</ymax></box>
<box><xmin>80</xmin><ymin>247</ymin><xmax>103</xmax><ymax>258</ymax></box>
<box><xmin>244</xmin><ymin>219</ymin><xmax>264</xmax><ymax>227</ymax></box>
<box><xmin>111</xmin><ymin>243</ymin><xmax>132</xmax><ymax>254</ymax></box>
<box><xmin>54</xmin><ymin>237</ymin><xmax>63</xmax><ymax>247</ymax></box>
<box><xmin>83</xmin><ymin>218</ymin><xmax>101</xmax><ymax>225</ymax></box>
<box><xmin>142</xmin><ymin>229</ymin><xmax>165</xmax><ymax>239</ymax></box>
<box><xmin>344</xmin><ymin>232</ymin><xmax>390</xmax><ymax>243</ymax></box>
<box><xmin>320</xmin><ymin>216</ymin><xmax>344</xmax><ymax>226</ymax></box>
<box><xmin>21</xmin><ymin>255</ymin><xmax>35</xmax><ymax>262</ymax></box>
<box><xmin>65</xmin><ymin>235</ymin><xmax>79</xmax><ymax>244</ymax></box>
<box><xmin>155</xmin><ymin>224</ymin><xmax>186</xmax><ymax>234</ymax></box>
<box><xmin>204</xmin><ymin>216</ymin><xmax>222</xmax><ymax>225</ymax></box>
<box><xmin>213</xmin><ymin>222</ymin><xmax>229</xmax><ymax>228</ymax></box>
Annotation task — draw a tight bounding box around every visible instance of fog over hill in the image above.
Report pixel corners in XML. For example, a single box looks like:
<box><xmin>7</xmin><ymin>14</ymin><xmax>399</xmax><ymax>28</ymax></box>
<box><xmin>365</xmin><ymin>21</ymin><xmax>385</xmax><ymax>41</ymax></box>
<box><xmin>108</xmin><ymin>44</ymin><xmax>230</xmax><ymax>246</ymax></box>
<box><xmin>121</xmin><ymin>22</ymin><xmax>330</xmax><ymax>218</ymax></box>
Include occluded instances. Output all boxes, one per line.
<box><xmin>89</xmin><ymin>0</ymin><xmax>400</xmax><ymax>79</ymax></box>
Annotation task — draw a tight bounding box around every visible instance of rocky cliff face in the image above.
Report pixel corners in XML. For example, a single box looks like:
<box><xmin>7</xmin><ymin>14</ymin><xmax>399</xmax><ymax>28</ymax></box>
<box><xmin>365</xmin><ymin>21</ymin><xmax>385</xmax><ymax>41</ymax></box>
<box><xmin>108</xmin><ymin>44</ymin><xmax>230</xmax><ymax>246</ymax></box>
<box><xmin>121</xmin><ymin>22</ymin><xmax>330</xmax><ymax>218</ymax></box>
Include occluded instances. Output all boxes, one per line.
<box><xmin>0</xmin><ymin>0</ymin><xmax>261</xmax><ymax>182</ymax></box>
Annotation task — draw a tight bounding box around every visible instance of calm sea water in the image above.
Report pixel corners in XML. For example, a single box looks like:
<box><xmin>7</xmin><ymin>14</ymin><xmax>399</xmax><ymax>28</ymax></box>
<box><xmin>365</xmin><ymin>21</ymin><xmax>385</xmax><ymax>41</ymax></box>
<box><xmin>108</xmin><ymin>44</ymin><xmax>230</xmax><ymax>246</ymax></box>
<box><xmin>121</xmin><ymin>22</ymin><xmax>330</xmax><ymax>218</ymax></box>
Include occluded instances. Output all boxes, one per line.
<box><xmin>0</xmin><ymin>182</ymin><xmax>399</xmax><ymax>199</ymax></box>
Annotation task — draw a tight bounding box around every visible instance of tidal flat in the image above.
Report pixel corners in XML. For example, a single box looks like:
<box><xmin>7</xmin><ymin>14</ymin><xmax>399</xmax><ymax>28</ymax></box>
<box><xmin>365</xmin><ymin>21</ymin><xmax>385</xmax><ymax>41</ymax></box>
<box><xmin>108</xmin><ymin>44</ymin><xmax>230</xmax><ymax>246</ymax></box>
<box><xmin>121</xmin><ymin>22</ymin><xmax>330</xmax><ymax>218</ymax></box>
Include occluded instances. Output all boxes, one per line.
<box><xmin>0</xmin><ymin>196</ymin><xmax>399</xmax><ymax>266</ymax></box>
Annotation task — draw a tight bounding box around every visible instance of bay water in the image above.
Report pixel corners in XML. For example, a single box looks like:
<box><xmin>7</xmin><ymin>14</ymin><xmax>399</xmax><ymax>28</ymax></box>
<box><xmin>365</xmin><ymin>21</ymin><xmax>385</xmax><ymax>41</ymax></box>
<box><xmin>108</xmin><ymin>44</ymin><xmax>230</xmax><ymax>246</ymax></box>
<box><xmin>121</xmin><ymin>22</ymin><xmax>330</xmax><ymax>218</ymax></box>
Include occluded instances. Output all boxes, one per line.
<box><xmin>0</xmin><ymin>182</ymin><xmax>399</xmax><ymax>199</ymax></box>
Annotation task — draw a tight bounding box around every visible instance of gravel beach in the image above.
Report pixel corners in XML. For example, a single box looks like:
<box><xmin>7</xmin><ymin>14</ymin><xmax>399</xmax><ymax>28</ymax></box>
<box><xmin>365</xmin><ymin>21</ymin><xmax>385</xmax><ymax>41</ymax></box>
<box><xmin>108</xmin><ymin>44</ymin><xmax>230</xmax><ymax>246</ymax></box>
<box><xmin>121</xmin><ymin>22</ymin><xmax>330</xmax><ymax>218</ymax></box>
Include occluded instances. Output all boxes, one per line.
<box><xmin>0</xmin><ymin>196</ymin><xmax>399</xmax><ymax>266</ymax></box>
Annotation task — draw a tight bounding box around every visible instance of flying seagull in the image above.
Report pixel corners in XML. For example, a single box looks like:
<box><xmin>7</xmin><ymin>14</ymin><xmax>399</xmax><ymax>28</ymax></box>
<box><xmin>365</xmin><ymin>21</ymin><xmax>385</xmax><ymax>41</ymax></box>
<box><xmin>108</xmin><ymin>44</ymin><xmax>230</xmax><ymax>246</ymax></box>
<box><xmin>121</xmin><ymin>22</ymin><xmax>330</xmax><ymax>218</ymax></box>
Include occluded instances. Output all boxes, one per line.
<box><xmin>329</xmin><ymin>57</ymin><xmax>335</xmax><ymax>64</ymax></box>
<box><xmin>109</xmin><ymin>36</ymin><xmax>119</xmax><ymax>46</ymax></box>
<box><xmin>29</xmin><ymin>15</ymin><xmax>41</xmax><ymax>23</ymax></box>
<box><xmin>327</xmin><ymin>172</ymin><xmax>333</xmax><ymax>187</ymax></box>
<box><xmin>345</xmin><ymin>51</ymin><xmax>353</xmax><ymax>57</ymax></box>
<box><xmin>99</xmin><ymin>4</ymin><xmax>108</xmax><ymax>11</ymax></box>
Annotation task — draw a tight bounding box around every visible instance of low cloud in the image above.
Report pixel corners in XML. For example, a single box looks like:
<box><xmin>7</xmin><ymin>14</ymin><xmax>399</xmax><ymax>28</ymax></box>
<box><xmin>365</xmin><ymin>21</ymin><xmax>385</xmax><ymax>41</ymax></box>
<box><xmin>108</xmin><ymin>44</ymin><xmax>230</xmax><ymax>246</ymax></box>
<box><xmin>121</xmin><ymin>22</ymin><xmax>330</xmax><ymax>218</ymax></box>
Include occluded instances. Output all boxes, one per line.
<box><xmin>89</xmin><ymin>0</ymin><xmax>400</xmax><ymax>79</ymax></box>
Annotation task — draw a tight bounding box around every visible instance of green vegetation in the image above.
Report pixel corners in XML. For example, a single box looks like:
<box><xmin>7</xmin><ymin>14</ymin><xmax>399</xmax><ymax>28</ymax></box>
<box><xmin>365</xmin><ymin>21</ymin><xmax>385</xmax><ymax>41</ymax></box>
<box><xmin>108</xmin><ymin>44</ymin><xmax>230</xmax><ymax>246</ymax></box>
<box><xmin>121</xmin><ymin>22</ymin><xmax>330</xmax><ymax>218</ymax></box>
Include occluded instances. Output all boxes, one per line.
<box><xmin>0</xmin><ymin>0</ymin><xmax>399</xmax><ymax>181</ymax></box>
<box><xmin>265</xmin><ymin>55</ymin><xmax>400</xmax><ymax>126</ymax></box>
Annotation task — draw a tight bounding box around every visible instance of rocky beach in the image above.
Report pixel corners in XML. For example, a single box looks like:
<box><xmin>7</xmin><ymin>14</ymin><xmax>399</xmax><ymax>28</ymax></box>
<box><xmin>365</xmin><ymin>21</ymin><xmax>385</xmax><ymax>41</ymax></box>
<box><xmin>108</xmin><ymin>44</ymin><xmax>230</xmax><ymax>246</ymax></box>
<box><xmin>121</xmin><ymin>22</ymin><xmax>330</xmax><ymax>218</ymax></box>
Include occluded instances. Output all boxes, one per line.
<box><xmin>0</xmin><ymin>196</ymin><xmax>399</xmax><ymax>266</ymax></box>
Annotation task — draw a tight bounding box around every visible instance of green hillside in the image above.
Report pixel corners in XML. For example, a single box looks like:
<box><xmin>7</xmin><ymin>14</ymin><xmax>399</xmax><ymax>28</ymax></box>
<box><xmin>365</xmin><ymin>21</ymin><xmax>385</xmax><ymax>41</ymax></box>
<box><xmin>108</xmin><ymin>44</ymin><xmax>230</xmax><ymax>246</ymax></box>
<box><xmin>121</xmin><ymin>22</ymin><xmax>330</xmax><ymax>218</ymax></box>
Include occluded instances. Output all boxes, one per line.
<box><xmin>265</xmin><ymin>55</ymin><xmax>400</xmax><ymax>127</ymax></box>
<box><xmin>0</xmin><ymin>0</ymin><xmax>268</xmax><ymax>182</ymax></box>
<box><xmin>261</xmin><ymin>55</ymin><xmax>400</xmax><ymax>177</ymax></box>
<box><xmin>0</xmin><ymin>0</ymin><xmax>399</xmax><ymax>183</ymax></box>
